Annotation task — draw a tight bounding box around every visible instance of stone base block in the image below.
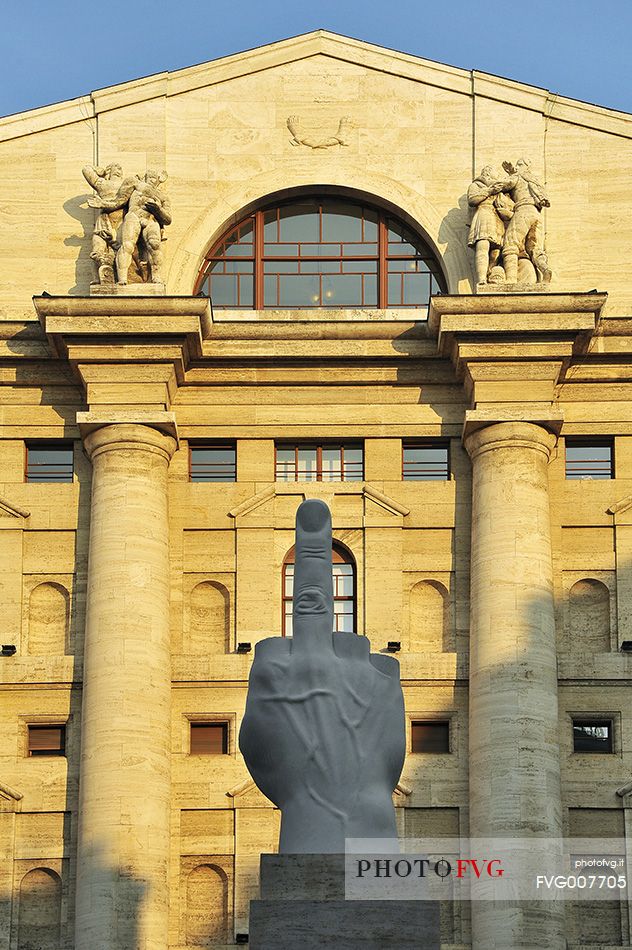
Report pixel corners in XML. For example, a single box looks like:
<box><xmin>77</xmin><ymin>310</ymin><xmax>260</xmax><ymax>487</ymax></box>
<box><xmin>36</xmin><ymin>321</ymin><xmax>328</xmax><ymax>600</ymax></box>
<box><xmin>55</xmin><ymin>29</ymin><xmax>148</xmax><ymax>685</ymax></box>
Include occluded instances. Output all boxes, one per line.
<box><xmin>249</xmin><ymin>854</ymin><xmax>440</xmax><ymax>949</ymax></box>
<box><xmin>476</xmin><ymin>281</ymin><xmax>552</xmax><ymax>293</ymax></box>
<box><xmin>90</xmin><ymin>282</ymin><xmax>166</xmax><ymax>296</ymax></box>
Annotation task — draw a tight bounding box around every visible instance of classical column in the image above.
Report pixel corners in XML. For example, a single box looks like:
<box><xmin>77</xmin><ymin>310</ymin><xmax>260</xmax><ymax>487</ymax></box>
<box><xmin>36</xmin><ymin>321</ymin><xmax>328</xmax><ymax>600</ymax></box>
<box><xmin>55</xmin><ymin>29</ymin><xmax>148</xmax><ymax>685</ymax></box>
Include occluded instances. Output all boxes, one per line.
<box><xmin>464</xmin><ymin>422</ymin><xmax>564</xmax><ymax>949</ymax></box>
<box><xmin>75</xmin><ymin>424</ymin><xmax>176</xmax><ymax>950</ymax></box>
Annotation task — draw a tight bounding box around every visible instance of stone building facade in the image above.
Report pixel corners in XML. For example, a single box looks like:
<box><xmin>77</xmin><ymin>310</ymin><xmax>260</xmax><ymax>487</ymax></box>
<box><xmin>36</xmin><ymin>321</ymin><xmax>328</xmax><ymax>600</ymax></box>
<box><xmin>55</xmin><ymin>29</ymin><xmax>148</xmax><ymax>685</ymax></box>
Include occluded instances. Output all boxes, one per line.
<box><xmin>1</xmin><ymin>30</ymin><xmax>632</xmax><ymax>950</ymax></box>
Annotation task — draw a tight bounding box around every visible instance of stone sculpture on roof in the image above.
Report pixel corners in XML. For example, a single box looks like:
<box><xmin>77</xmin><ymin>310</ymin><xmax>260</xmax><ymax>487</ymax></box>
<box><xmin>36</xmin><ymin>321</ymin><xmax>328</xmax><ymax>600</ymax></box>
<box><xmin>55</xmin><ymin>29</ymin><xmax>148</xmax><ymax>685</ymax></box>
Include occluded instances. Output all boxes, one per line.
<box><xmin>82</xmin><ymin>163</ymin><xmax>125</xmax><ymax>286</ymax></box>
<box><xmin>84</xmin><ymin>165</ymin><xmax>172</xmax><ymax>288</ymax></box>
<box><xmin>467</xmin><ymin>157</ymin><xmax>552</xmax><ymax>288</ymax></box>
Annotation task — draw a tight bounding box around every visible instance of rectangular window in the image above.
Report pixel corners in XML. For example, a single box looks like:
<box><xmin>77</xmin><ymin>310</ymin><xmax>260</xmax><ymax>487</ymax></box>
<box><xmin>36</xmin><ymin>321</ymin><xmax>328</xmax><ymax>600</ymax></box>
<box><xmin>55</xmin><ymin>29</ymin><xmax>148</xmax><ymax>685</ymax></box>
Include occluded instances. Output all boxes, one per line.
<box><xmin>403</xmin><ymin>443</ymin><xmax>449</xmax><ymax>481</ymax></box>
<box><xmin>190</xmin><ymin>722</ymin><xmax>229</xmax><ymax>754</ymax></box>
<box><xmin>28</xmin><ymin>724</ymin><xmax>66</xmax><ymax>757</ymax></box>
<box><xmin>572</xmin><ymin>720</ymin><xmax>613</xmax><ymax>753</ymax></box>
<box><xmin>26</xmin><ymin>444</ymin><xmax>73</xmax><ymax>483</ymax></box>
<box><xmin>411</xmin><ymin>720</ymin><xmax>450</xmax><ymax>753</ymax></box>
<box><xmin>275</xmin><ymin>443</ymin><xmax>363</xmax><ymax>481</ymax></box>
<box><xmin>565</xmin><ymin>441</ymin><xmax>613</xmax><ymax>479</ymax></box>
<box><xmin>190</xmin><ymin>444</ymin><xmax>236</xmax><ymax>482</ymax></box>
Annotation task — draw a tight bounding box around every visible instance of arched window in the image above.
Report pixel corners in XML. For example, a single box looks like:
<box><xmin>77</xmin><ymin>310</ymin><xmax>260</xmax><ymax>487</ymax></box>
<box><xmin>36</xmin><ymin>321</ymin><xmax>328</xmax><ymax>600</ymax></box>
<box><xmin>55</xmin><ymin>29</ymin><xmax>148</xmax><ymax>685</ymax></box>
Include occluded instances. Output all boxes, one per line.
<box><xmin>195</xmin><ymin>197</ymin><xmax>445</xmax><ymax>309</ymax></box>
<box><xmin>282</xmin><ymin>543</ymin><xmax>356</xmax><ymax>636</ymax></box>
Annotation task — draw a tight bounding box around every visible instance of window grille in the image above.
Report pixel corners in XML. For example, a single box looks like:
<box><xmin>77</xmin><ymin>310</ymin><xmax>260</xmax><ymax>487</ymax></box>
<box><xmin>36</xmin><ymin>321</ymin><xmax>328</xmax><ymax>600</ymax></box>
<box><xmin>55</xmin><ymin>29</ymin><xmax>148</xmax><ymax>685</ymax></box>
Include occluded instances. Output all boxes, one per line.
<box><xmin>26</xmin><ymin>445</ymin><xmax>73</xmax><ymax>483</ymax></box>
<box><xmin>403</xmin><ymin>443</ymin><xmax>450</xmax><ymax>481</ymax></box>
<box><xmin>195</xmin><ymin>198</ymin><xmax>445</xmax><ymax>309</ymax></box>
<box><xmin>275</xmin><ymin>443</ymin><xmax>363</xmax><ymax>482</ymax></box>
<box><xmin>190</xmin><ymin>444</ymin><xmax>237</xmax><ymax>481</ymax></box>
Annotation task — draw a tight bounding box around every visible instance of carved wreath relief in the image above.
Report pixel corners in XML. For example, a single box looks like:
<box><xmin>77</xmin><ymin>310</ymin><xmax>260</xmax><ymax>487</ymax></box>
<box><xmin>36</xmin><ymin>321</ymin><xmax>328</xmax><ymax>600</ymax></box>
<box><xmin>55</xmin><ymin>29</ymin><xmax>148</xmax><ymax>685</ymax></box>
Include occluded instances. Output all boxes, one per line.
<box><xmin>82</xmin><ymin>164</ymin><xmax>172</xmax><ymax>286</ymax></box>
<box><xmin>467</xmin><ymin>158</ymin><xmax>552</xmax><ymax>288</ymax></box>
<box><xmin>287</xmin><ymin>115</ymin><xmax>352</xmax><ymax>149</ymax></box>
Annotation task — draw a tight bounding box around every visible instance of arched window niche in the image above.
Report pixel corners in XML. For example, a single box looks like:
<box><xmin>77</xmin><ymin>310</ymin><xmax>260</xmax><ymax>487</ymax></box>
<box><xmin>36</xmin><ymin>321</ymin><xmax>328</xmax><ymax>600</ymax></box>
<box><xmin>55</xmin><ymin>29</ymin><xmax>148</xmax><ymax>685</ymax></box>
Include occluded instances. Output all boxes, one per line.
<box><xmin>282</xmin><ymin>542</ymin><xmax>356</xmax><ymax>636</ymax></box>
<box><xmin>194</xmin><ymin>192</ymin><xmax>446</xmax><ymax>310</ymax></box>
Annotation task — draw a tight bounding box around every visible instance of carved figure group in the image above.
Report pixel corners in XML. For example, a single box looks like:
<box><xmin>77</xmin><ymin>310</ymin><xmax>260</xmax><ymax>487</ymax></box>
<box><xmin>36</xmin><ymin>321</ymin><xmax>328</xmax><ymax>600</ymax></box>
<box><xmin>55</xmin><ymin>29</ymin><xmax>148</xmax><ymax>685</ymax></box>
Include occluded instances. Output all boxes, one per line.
<box><xmin>467</xmin><ymin>158</ymin><xmax>552</xmax><ymax>286</ymax></box>
<box><xmin>82</xmin><ymin>164</ymin><xmax>172</xmax><ymax>285</ymax></box>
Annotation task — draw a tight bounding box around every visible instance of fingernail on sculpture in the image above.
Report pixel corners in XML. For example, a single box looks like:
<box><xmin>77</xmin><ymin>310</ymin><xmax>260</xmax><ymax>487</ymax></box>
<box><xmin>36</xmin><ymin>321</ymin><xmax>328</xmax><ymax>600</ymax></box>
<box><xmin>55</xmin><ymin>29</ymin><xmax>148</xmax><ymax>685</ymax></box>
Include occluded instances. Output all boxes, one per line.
<box><xmin>240</xmin><ymin>498</ymin><xmax>406</xmax><ymax>854</ymax></box>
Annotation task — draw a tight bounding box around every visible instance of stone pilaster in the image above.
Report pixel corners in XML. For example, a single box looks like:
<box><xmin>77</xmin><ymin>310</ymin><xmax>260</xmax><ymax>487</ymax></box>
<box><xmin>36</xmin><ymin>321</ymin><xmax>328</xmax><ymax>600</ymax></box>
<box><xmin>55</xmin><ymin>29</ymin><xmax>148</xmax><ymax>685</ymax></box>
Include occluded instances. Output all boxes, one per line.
<box><xmin>465</xmin><ymin>421</ymin><xmax>564</xmax><ymax>949</ymax></box>
<box><xmin>75</xmin><ymin>423</ymin><xmax>176</xmax><ymax>950</ymax></box>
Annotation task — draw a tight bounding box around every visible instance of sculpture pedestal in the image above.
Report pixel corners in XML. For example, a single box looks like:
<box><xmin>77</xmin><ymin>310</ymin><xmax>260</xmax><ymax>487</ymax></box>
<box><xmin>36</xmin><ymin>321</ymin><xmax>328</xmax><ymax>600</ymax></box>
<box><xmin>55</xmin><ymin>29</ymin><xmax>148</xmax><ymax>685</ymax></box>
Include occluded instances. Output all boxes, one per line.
<box><xmin>248</xmin><ymin>854</ymin><xmax>440</xmax><ymax>948</ymax></box>
<box><xmin>90</xmin><ymin>282</ymin><xmax>166</xmax><ymax>296</ymax></box>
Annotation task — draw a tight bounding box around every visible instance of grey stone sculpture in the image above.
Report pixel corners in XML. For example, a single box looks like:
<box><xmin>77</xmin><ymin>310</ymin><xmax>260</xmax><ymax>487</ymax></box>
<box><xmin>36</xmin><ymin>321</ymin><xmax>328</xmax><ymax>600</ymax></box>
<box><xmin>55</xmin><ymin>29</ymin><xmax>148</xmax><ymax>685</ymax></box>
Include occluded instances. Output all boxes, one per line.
<box><xmin>239</xmin><ymin>499</ymin><xmax>406</xmax><ymax>853</ymax></box>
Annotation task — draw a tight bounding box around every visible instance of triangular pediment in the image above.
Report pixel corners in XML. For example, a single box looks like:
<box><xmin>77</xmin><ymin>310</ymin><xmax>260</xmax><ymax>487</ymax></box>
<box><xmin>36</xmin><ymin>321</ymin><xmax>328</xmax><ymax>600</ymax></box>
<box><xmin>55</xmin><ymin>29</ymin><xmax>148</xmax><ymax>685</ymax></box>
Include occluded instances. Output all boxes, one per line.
<box><xmin>393</xmin><ymin>780</ymin><xmax>413</xmax><ymax>804</ymax></box>
<box><xmin>229</xmin><ymin>485</ymin><xmax>408</xmax><ymax>525</ymax></box>
<box><xmin>226</xmin><ymin>776</ymin><xmax>274</xmax><ymax>807</ymax></box>
<box><xmin>228</xmin><ymin>776</ymin><xmax>412</xmax><ymax>809</ymax></box>
<box><xmin>609</xmin><ymin>494</ymin><xmax>632</xmax><ymax>523</ymax></box>
<box><xmin>0</xmin><ymin>780</ymin><xmax>23</xmax><ymax>812</ymax></box>
<box><xmin>2</xmin><ymin>31</ymin><xmax>630</xmax><ymax>142</ymax></box>
<box><xmin>0</xmin><ymin>496</ymin><xmax>30</xmax><ymax>521</ymax></box>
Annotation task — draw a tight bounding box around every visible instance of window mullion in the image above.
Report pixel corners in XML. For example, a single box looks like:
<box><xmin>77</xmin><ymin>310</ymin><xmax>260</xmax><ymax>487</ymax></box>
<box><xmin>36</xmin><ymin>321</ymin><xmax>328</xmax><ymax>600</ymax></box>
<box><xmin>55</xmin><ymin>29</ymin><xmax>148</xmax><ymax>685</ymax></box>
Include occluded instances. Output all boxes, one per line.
<box><xmin>378</xmin><ymin>217</ymin><xmax>387</xmax><ymax>309</ymax></box>
<box><xmin>255</xmin><ymin>210</ymin><xmax>264</xmax><ymax>309</ymax></box>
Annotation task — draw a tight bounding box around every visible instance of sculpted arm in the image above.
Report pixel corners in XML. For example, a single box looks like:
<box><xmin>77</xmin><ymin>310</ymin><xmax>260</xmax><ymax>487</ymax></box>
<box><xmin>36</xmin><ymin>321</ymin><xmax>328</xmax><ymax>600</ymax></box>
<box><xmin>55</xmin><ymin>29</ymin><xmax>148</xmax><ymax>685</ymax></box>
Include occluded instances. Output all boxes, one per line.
<box><xmin>82</xmin><ymin>165</ymin><xmax>105</xmax><ymax>190</ymax></box>
<box><xmin>467</xmin><ymin>180</ymin><xmax>492</xmax><ymax>207</ymax></box>
<box><xmin>152</xmin><ymin>193</ymin><xmax>172</xmax><ymax>228</ymax></box>
<box><xmin>89</xmin><ymin>176</ymin><xmax>137</xmax><ymax>211</ymax></box>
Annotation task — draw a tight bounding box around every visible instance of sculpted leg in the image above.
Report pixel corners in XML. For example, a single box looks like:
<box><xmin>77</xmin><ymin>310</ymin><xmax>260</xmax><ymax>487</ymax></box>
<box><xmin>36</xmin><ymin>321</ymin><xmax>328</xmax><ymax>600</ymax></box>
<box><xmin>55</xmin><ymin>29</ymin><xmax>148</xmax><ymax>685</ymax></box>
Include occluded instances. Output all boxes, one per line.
<box><xmin>90</xmin><ymin>233</ymin><xmax>114</xmax><ymax>285</ymax></box>
<box><xmin>527</xmin><ymin>220</ymin><xmax>552</xmax><ymax>282</ymax></box>
<box><xmin>474</xmin><ymin>239</ymin><xmax>491</xmax><ymax>284</ymax></box>
<box><xmin>116</xmin><ymin>213</ymin><xmax>141</xmax><ymax>285</ymax></box>
<box><xmin>143</xmin><ymin>221</ymin><xmax>164</xmax><ymax>283</ymax></box>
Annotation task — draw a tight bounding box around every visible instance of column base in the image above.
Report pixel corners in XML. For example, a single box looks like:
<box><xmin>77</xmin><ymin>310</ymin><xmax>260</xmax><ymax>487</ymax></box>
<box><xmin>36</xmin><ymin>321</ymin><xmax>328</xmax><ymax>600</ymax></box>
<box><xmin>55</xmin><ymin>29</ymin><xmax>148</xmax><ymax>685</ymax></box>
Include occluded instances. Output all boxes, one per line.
<box><xmin>249</xmin><ymin>854</ymin><xmax>440</xmax><ymax>949</ymax></box>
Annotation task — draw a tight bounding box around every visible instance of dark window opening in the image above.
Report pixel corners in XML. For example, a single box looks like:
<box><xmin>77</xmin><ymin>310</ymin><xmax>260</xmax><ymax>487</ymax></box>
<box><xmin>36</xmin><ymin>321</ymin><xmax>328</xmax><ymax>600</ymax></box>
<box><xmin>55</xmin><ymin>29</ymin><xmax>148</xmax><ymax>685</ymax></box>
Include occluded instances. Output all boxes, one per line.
<box><xmin>565</xmin><ymin>441</ymin><xmax>613</xmax><ymax>479</ymax></box>
<box><xmin>275</xmin><ymin>443</ymin><xmax>363</xmax><ymax>482</ymax></box>
<box><xmin>403</xmin><ymin>443</ymin><xmax>450</xmax><ymax>481</ymax></box>
<box><xmin>190</xmin><ymin>444</ymin><xmax>237</xmax><ymax>482</ymax></box>
<box><xmin>26</xmin><ymin>444</ymin><xmax>73</xmax><ymax>483</ymax></box>
<box><xmin>28</xmin><ymin>725</ymin><xmax>66</xmax><ymax>757</ymax></box>
<box><xmin>411</xmin><ymin>720</ymin><xmax>450</xmax><ymax>753</ymax></box>
<box><xmin>572</xmin><ymin>720</ymin><xmax>613</xmax><ymax>753</ymax></box>
<box><xmin>194</xmin><ymin>198</ymin><xmax>445</xmax><ymax>309</ymax></box>
<box><xmin>190</xmin><ymin>722</ymin><xmax>229</xmax><ymax>754</ymax></box>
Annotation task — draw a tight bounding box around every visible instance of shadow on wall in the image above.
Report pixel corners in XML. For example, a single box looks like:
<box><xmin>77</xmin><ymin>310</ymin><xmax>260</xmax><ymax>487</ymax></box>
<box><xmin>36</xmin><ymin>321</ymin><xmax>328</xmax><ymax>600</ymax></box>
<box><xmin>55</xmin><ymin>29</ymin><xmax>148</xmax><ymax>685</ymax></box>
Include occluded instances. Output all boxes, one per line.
<box><xmin>5</xmin><ymin>850</ymin><xmax>145</xmax><ymax>949</ymax></box>
<box><xmin>438</xmin><ymin>193</ymin><xmax>473</xmax><ymax>293</ymax></box>
<box><xmin>62</xmin><ymin>194</ymin><xmax>94</xmax><ymax>295</ymax></box>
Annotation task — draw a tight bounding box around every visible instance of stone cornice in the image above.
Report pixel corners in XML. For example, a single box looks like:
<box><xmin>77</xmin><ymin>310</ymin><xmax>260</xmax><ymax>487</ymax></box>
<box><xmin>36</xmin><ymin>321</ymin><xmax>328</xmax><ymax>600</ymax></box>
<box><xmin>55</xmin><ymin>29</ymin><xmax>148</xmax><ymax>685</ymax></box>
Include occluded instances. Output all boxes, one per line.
<box><xmin>428</xmin><ymin>291</ymin><xmax>606</xmax><ymax>386</ymax></box>
<box><xmin>33</xmin><ymin>296</ymin><xmax>211</xmax><ymax>416</ymax></box>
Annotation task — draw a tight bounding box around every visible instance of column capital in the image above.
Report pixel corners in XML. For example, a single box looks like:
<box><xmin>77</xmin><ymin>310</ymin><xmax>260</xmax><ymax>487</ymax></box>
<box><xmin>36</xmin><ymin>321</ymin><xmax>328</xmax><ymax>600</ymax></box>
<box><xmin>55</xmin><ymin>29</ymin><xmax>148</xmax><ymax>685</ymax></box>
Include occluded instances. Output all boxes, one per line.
<box><xmin>82</xmin><ymin>422</ymin><xmax>177</xmax><ymax>464</ymax></box>
<box><xmin>462</xmin><ymin>407</ymin><xmax>563</xmax><ymax>443</ymax></box>
<box><xmin>464</xmin><ymin>420</ymin><xmax>557</xmax><ymax>462</ymax></box>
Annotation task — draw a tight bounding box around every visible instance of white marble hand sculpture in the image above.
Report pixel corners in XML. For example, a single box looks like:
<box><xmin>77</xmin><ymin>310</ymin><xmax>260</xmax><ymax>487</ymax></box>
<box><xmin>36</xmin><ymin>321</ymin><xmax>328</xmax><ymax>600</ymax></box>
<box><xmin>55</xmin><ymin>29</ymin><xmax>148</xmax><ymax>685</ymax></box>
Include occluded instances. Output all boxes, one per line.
<box><xmin>239</xmin><ymin>499</ymin><xmax>406</xmax><ymax>853</ymax></box>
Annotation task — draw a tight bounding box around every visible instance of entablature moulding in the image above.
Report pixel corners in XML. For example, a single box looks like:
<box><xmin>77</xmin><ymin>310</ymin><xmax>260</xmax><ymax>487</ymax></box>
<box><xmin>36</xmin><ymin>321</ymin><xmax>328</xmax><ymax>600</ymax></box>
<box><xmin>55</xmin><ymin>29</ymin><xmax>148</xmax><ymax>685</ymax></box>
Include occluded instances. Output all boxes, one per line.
<box><xmin>33</xmin><ymin>288</ymin><xmax>607</xmax><ymax>364</ymax></box>
<box><xmin>30</xmin><ymin>289</ymin><xmax>620</xmax><ymax>446</ymax></box>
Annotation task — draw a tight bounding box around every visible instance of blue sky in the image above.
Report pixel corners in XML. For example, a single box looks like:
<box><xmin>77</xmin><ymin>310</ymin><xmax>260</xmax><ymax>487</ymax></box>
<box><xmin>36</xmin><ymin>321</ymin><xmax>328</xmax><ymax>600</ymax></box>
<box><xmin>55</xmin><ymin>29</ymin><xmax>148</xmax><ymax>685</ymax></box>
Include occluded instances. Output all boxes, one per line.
<box><xmin>1</xmin><ymin>0</ymin><xmax>630</xmax><ymax>117</ymax></box>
